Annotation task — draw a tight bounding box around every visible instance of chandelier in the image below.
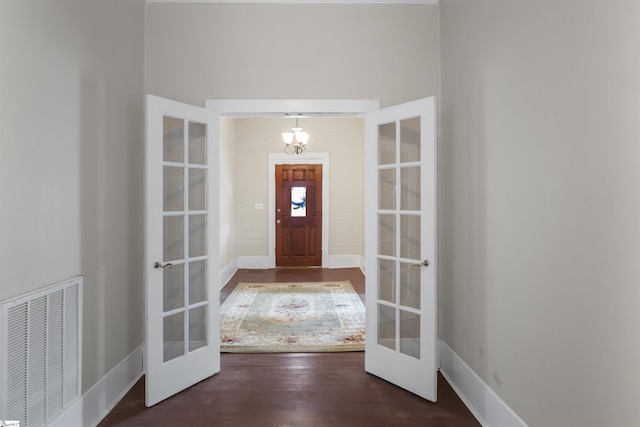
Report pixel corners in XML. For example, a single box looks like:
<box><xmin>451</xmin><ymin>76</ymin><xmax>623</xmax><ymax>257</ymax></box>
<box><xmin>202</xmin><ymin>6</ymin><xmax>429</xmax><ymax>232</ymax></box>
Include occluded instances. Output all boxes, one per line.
<box><xmin>282</xmin><ymin>116</ymin><xmax>309</xmax><ymax>155</ymax></box>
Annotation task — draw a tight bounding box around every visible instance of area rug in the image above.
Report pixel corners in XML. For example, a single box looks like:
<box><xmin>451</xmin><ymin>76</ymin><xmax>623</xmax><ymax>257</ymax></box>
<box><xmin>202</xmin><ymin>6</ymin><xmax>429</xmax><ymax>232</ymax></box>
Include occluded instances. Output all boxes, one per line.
<box><xmin>220</xmin><ymin>281</ymin><xmax>365</xmax><ymax>353</ymax></box>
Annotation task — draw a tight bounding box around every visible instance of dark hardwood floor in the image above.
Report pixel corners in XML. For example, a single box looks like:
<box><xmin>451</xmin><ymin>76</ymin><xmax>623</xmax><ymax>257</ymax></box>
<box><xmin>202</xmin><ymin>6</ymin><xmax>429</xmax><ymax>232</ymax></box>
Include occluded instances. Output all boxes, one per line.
<box><xmin>98</xmin><ymin>268</ymin><xmax>480</xmax><ymax>427</ymax></box>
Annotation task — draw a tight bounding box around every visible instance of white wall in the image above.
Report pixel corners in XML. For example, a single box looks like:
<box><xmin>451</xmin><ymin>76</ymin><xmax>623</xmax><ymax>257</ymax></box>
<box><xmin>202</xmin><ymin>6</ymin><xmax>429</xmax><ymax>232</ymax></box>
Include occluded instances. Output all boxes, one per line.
<box><xmin>0</xmin><ymin>0</ymin><xmax>145</xmax><ymax>392</ymax></box>
<box><xmin>439</xmin><ymin>1</ymin><xmax>640</xmax><ymax>426</ymax></box>
<box><xmin>145</xmin><ymin>3</ymin><xmax>440</xmax><ymax>108</ymax></box>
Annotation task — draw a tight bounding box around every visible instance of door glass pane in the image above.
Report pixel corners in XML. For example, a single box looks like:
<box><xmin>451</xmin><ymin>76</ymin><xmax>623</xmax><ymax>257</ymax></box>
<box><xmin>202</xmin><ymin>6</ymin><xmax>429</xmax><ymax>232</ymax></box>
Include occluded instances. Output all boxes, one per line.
<box><xmin>400</xmin><ymin>166</ymin><xmax>420</xmax><ymax>211</ymax></box>
<box><xmin>189</xmin><ymin>260</ymin><xmax>207</xmax><ymax>304</ymax></box>
<box><xmin>378</xmin><ymin>122</ymin><xmax>396</xmax><ymax>165</ymax></box>
<box><xmin>378</xmin><ymin>258</ymin><xmax>396</xmax><ymax>303</ymax></box>
<box><xmin>378</xmin><ymin>214</ymin><xmax>395</xmax><ymax>257</ymax></box>
<box><xmin>163</xmin><ymin>263</ymin><xmax>184</xmax><ymax>312</ymax></box>
<box><xmin>400</xmin><ymin>117</ymin><xmax>420</xmax><ymax>163</ymax></box>
<box><xmin>400</xmin><ymin>262</ymin><xmax>420</xmax><ymax>310</ymax></box>
<box><xmin>291</xmin><ymin>186</ymin><xmax>307</xmax><ymax>217</ymax></box>
<box><xmin>378</xmin><ymin>304</ymin><xmax>396</xmax><ymax>351</ymax></box>
<box><xmin>400</xmin><ymin>215</ymin><xmax>420</xmax><ymax>260</ymax></box>
<box><xmin>163</xmin><ymin>117</ymin><xmax>184</xmax><ymax>163</ymax></box>
<box><xmin>163</xmin><ymin>312</ymin><xmax>185</xmax><ymax>362</ymax></box>
<box><xmin>164</xmin><ymin>216</ymin><xmax>184</xmax><ymax>262</ymax></box>
<box><xmin>189</xmin><ymin>169</ymin><xmax>206</xmax><ymax>211</ymax></box>
<box><xmin>400</xmin><ymin>309</ymin><xmax>420</xmax><ymax>359</ymax></box>
<box><xmin>189</xmin><ymin>306</ymin><xmax>207</xmax><ymax>352</ymax></box>
<box><xmin>188</xmin><ymin>122</ymin><xmax>206</xmax><ymax>165</ymax></box>
<box><xmin>189</xmin><ymin>214</ymin><xmax>207</xmax><ymax>258</ymax></box>
<box><xmin>378</xmin><ymin>168</ymin><xmax>395</xmax><ymax>210</ymax></box>
<box><xmin>164</xmin><ymin>166</ymin><xmax>184</xmax><ymax>212</ymax></box>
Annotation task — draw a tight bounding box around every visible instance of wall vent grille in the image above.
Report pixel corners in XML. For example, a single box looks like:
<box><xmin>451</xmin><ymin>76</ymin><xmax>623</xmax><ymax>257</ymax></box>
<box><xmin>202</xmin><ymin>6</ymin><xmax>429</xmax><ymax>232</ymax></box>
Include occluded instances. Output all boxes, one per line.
<box><xmin>1</xmin><ymin>277</ymin><xmax>82</xmax><ymax>427</ymax></box>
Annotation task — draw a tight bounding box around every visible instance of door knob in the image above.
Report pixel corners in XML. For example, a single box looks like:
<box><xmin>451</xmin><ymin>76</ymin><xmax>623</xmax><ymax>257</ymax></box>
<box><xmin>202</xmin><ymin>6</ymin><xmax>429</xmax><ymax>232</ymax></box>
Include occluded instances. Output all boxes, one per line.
<box><xmin>154</xmin><ymin>262</ymin><xmax>173</xmax><ymax>269</ymax></box>
<box><xmin>411</xmin><ymin>260</ymin><xmax>429</xmax><ymax>270</ymax></box>
<box><xmin>276</xmin><ymin>220</ymin><xmax>281</xmax><ymax>224</ymax></box>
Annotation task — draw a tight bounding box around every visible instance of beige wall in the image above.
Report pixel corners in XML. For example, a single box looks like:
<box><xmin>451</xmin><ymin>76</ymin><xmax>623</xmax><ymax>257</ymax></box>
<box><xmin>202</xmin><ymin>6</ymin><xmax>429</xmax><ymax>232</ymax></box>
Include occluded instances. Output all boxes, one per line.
<box><xmin>219</xmin><ymin>118</ymin><xmax>238</xmax><ymax>271</ymax></box>
<box><xmin>0</xmin><ymin>0</ymin><xmax>145</xmax><ymax>392</ymax></box>
<box><xmin>235</xmin><ymin>117</ymin><xmax>364</xmax><ymax>259</ymax></box>
<box><xmin>145</xmin><ymin>3</ymin><xmax>440</xmax><ymax>108</ymax></box>
<box><xmin>439</xmin><ymin>1</ymin><xmax>640</xmax><ymax>426</ymax></box>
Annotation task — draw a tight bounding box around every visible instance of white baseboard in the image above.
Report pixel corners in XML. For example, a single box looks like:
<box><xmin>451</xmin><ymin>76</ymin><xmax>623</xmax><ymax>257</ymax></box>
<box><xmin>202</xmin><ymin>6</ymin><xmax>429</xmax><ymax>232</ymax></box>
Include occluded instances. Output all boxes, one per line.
<box><xmin>50</xmin><ymin>344</ymin><xmax>144</xmax><ymax>427</ymax></box>
<box><xmin>439</xmin><ymin>340</ymin><xmax>528</xmax><ymax>427</ymax></box>
<box><xmin>326</xmin><ymin>255</ymin><xmax>362</xmax><ymax>269</ymax></box>
<box><xmin>237</xmin><ymin>256</ymin><xmax>270</xmax><ymax>269</ymax></box>
<box><xmin>219</xmin><ymin>260</ymin><xmax>238</xmax><ymax>289</ymax></box>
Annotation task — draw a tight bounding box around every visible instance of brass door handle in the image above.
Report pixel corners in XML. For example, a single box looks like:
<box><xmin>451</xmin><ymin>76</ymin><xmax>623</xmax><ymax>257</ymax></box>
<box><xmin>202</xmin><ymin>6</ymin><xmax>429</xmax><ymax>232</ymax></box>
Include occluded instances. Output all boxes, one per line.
<box><xmin>276</xmin><ymin>220</ymin><xmax>281</xmax><ymax>224</ymax></box>
<box><xmin>154</xmin><ymin>262</ymin><xmax>173</xmax><ymax>269</ymax></box>
<box><xmin>411</xmin><ymin>260</ymin><xmax>429</xmax><ymax>270</ymax></box>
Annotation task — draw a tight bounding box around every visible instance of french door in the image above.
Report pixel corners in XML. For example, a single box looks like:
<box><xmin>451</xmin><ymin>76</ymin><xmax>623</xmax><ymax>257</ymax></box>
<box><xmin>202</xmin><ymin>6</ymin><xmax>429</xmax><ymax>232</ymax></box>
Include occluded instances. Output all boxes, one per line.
<box><xmin>364</xmin><ymin>97</ymin><xmax>437</xmax><ymax>401</ymax></box>
<box><xmin>145</xmin><ymin>95</ymin><xmax>220</xmax><ymax>406</ymax></box>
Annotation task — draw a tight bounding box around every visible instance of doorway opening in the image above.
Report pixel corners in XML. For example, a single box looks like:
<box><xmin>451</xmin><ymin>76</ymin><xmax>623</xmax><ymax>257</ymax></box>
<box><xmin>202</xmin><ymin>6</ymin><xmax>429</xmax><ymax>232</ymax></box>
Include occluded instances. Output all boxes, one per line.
<box><xmin>206</xmin><ymin>99</ymin><xmax>377</xmax><ymax>272</ymax></box>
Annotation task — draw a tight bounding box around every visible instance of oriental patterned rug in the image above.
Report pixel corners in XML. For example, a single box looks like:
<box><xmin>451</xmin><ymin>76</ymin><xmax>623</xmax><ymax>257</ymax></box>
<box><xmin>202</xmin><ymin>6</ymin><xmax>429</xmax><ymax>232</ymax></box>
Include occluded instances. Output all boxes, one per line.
<box><xmin>220</xmin><ymin>281</ymin><xmax>365</xmax><ymax>353</ymax></box>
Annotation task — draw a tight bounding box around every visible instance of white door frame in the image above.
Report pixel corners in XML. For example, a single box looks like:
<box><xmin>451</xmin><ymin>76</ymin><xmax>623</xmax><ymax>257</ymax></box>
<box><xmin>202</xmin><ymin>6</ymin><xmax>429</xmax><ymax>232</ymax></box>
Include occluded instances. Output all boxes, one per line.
<box><xmin>205</xmin><ymin>99</ymin><xmax>380</xmax><ymax>270</ymax></box>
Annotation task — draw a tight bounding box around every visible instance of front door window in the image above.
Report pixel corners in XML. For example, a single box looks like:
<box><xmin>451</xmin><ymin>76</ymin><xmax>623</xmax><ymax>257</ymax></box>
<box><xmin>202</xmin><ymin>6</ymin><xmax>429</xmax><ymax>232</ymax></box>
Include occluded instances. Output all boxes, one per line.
<box><xmin>291</xmin><ymin>186</ymin><xmax>307</xmax><ymax>217</ymax></box>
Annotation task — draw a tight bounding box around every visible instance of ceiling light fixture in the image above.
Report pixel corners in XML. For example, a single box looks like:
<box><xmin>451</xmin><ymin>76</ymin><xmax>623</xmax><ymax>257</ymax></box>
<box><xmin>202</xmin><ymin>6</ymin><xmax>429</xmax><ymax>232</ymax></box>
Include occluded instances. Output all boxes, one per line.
<box><xmin>282</xmin><ymin>115</ymin><xmax>309</xmax><ymax>155</ymax></box>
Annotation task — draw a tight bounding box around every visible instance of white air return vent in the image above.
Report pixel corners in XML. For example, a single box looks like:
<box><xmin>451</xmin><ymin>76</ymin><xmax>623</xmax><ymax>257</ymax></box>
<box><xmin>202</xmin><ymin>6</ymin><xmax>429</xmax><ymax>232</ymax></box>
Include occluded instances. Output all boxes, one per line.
<box><xmin>1</xmin><ymin>277</ymin><xmax>82</xmax><ymax>427</ymax></box>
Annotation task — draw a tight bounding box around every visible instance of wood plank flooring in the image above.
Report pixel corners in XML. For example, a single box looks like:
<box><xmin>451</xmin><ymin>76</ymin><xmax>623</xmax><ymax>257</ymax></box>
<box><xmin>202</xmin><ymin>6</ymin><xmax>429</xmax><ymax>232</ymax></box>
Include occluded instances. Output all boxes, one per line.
<box><xmin>98</xmin><ymin>268</ymin><xmax>480</xmax><ymax>427</ymax></box>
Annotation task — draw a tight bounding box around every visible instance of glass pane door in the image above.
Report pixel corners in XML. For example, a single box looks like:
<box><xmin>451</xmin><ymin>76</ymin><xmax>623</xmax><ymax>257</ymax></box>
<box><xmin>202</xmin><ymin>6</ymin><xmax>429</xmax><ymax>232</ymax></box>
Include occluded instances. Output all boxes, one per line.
<box><xmin>162</xmin><ymin>118</ymin><xmax>209</xmax><ymax>362</ymax></box>
<box><xmin>376</xmin><ymin>116</ymin><xmax>423</xmax><ymax>359</ymax></box>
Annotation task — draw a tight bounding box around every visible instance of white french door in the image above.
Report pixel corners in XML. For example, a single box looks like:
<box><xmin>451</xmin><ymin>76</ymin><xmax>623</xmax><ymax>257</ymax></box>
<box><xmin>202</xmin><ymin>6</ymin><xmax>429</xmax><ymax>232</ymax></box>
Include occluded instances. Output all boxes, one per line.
<box><xmin>145</xmin><ymin>95</ymin><xmax>220</xmax><ymax>407</ymax></box>
<box><xmin>364</xmin><ymin>97</ymin><xmax>437</xmax><ymax>401</ymax></box>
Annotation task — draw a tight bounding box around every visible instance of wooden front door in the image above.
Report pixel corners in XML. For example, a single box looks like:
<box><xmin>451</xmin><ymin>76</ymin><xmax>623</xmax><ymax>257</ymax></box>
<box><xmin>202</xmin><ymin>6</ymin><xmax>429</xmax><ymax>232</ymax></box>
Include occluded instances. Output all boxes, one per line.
<box><xmin>275</xmin><ymin>164</ymin><xmax>322</xmax><ymax>267</ymax></box>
